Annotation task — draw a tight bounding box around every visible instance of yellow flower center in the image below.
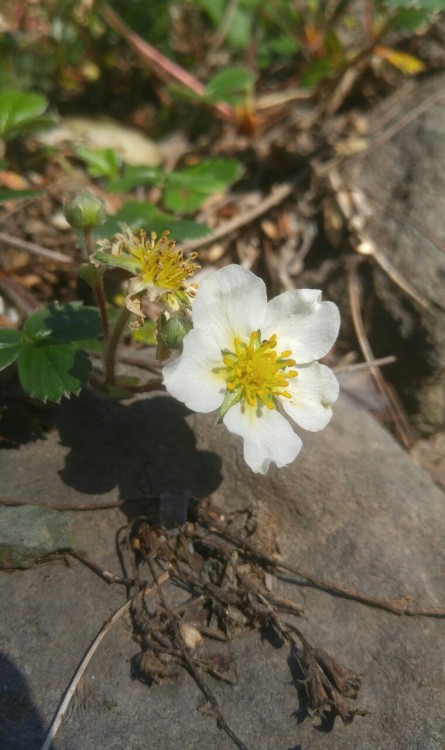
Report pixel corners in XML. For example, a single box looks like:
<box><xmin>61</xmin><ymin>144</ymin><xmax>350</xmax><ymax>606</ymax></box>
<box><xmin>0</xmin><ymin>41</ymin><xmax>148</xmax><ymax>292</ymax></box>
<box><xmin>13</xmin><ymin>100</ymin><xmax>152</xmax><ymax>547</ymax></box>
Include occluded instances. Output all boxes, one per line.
<box><xmin>220</xmin><ymin>331</ymin><xmax>298</xmax><ymax>410</ymax></box>
<box><xmin>131</xmin><ymin>231</ymin><xmax>199</xmax><ymax>293</ymax></box>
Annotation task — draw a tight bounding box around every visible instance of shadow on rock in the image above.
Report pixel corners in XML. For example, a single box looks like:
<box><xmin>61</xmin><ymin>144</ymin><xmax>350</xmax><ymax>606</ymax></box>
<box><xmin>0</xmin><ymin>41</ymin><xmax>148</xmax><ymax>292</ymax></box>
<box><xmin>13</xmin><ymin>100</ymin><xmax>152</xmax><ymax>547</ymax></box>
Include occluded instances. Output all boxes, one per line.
<box><xmin>0</xmin><ymin>652</ymin><xmax>54</xmax><ymax>750</ymax></box>
<box><xmin>54</xmin><ymin>389</ymin><xmax>222</xmax><ymax>502</ymax></box>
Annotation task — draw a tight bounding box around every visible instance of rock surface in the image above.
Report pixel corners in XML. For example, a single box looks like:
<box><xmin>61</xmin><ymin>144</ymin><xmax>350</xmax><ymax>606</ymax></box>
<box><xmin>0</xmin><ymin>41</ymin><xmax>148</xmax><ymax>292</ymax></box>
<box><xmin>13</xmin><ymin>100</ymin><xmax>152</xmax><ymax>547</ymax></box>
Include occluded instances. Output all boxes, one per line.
<box><xmin>0</xmin><ymin>505</ymin><xmax>77</xmax><ymax>570</ymax></box>
<box><xmin>0</xmin><ymin>389</ymin><xmax>444</xmax><ymax>750</ymax></box>
<box><xmin>340</xmin><ymin>72</ymin><xmax>445</xmax><ymax>435</ymax></box>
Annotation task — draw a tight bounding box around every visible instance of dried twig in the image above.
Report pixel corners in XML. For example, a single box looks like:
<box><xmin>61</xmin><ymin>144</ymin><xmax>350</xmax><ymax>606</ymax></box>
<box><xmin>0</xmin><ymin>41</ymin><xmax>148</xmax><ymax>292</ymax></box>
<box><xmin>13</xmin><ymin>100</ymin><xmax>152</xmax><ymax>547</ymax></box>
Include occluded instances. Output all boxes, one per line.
<box><xmin>39</xmin><ymin>571</ymin><xmax>170</xmax><ymax>750</ymax></box>
<box><xmin>347</xmin><ymin>258</ymin><xmax>415</xmax><ymax>448</ymax></box>
<box><xmin>182</xmin><ymin>176</ymin><xmax>308</xmax><ymax>253</ymax></box>
<box><xmin>0</xmin><ymin>231</ymin><xmax>74</xmax><ymax>265</ymax></box>
<box><xmin>334</xmin><ymin>355</ymin><xmax>396</xmax><ymax>373</ymax></box>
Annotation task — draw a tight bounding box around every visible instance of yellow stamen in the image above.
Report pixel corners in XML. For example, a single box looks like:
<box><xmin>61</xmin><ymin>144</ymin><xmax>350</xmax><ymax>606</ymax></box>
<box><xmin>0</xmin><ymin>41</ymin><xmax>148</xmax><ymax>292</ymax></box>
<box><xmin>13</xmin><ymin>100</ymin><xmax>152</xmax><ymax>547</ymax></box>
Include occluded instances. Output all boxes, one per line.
<box><xmin>216</xmin><ymin>330</ymin><xmax>298</xmax><ymax>411</ymax></box>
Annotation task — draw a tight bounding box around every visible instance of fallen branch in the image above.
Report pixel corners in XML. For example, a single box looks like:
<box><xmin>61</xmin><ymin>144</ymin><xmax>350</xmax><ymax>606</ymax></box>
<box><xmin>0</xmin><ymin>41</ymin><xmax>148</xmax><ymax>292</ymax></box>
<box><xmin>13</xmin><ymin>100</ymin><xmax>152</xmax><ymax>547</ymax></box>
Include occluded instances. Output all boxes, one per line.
<box><xmin>195</xmin><ymin>505</ymin><xmax>445</xmax><ymax>618</ymax></box>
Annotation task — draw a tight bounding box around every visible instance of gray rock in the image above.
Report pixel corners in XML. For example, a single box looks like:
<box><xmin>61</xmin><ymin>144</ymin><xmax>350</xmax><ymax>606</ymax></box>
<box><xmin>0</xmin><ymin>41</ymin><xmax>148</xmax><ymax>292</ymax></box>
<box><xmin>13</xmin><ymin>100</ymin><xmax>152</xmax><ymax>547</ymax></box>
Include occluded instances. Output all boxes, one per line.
<box><xmin>0</xmin><ymin>390</ymin><xmax>444</xmax><ymax>750</ymax></box>
<box><xmin>340</xmin><ymin>72</ymin><xmax>445</xmax><ymax>434</ymax></box>
<box><xmin>0</xmin><ymin>505</ymin><xmax>77</xmax><ymax>569</ymax></box>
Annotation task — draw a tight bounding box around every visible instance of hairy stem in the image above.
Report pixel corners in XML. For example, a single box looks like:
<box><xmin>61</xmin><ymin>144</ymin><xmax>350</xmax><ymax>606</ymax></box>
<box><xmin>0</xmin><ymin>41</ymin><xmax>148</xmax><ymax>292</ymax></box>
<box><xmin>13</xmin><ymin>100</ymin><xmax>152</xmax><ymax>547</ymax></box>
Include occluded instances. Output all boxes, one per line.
<box><xmin>105</xmin><ymin>306</ymin><xmax>131</xmax><ymax>385</ymax></box>
<box><xmin>93</xmin><ymin>269</ymin><xmax>110</xmax><ymax>339</ymax></box>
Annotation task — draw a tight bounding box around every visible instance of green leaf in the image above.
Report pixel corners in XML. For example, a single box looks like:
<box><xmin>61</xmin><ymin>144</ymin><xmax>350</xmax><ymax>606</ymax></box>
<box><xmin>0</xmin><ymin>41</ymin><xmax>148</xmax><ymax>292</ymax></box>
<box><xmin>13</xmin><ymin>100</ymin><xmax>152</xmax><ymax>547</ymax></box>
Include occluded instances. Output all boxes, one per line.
<box><xmin>96</xmin><ymin>201</ymin><xmax>211</xmax><ymax>242</ymax></box>
<box><xmin>389</xmin><ymin>8</ymin><xmax>436</xmax><ymax>29</ymax></box>
<box><xmin>205</xmin><ymin>67</ymin><xmax>256</xmax><ymax>103</ymax></box>
<box><xmin>17</xmin><ymin>341</ymin><xmax>92</xmax><ymax>401</ymax></box>
<box><xmin>76</xmin><ymin>146</ymin><xmax>120</xmax><ymax>180</ymax></box>
<box><xmin>107</xmin><ymin>166</ymin><xmax>163</xmax><ymax>193</ymax></box>
<box><xmin>0</xmin><ymin>90</ymin><xmax>49</xmax><ymax>140</ymax></box>
<box><xmin>113</xmin><ymin>200</ymin><xmax>158</xmax><ymax>226</ymax></box>
<box><xmin>148</xmin><ymin>215</ymin><xmax>212</xmax><ymax>240</ymax></box>
<box><xmin>0</xmin><ymin>188</ymin><xmax>43</xmax><ymax>203</ymax></box>
<box><xmin>75</xmin><ymin>337</ymin><xmax>105</xmax><ymax>353</ymax></box>
<box><xmin>164</xmin><ymin>158</ymin><xmax>243</xmax><ymax>213</ymax></box>
<box><xmin>23</xmin><ymin>303</ymin><xmax>103</xmax><ymax>343</ymax></box>
<box><xmin>0</xmin><ymin>329</ymin><xmax>23</xmax><ymax>370</ymax></box>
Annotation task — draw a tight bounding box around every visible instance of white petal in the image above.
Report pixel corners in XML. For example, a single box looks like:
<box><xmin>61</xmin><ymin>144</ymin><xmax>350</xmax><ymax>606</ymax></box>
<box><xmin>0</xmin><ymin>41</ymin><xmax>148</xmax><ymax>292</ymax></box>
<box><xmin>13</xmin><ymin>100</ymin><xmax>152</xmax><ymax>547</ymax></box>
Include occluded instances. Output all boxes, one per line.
<box><xmin>282</xmin><ymin>362</ymin><xmax>339</xmax><ymax>432</ymax></box>
<box><xmin>163</xmin><ymin>328</ymin><xmax>224</xmax><ymax>412</ymax></box>
<box><xmin>223</xmin><ymin>403</ymin><xmax>302</xmax><ymax>474</ymax></box>
<box><xmin>192</xmin><ymin>265</ymin><xmax>267</xmax><ymax>349</ymax></box>
<box><xmin>263</xmin><ymin>289</ymin><xmax>340</xmax><ymax>363</ymax></box>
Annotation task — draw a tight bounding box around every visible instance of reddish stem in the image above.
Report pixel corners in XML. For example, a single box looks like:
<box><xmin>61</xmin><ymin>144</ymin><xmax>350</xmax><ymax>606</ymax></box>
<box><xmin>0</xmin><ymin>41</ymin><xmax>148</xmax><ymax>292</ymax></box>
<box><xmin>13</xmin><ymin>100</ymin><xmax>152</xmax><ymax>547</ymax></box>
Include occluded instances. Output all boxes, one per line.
<box><xmin>98</xmin><ymin>2</ymin><xmax>235</xmax><ymax>123</ymax></box>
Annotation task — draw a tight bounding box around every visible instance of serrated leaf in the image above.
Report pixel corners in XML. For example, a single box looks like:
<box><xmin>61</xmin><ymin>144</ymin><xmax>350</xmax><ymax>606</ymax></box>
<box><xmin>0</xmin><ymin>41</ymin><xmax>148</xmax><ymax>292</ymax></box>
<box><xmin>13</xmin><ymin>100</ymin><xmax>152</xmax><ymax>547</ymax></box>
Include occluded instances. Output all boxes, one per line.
<box><xmin>0</xmin><ymin>90</ymin><xmax>49</xmax><ymax>139</ymax></box>
<box><xmin>76</xmin><ymin>146</ymin><xmax>120</xmax><ymax>180</ymax></box>
<box><xmin>17</xmin><ymin>341</ymin><xmax>92</xmax><ymax>401</ymax></box>
<box><xmin>24</xmin><ymin>303</ymin><xmax>103</xmax><ymax>343</ymax></box>
<box><xmin>374</xmin><ymin>46</ymin><xmax>426</xmax><ymax>74</ymax></box>
<box><xmin>0</xmin><ymin>329</ymin><xmax>23</xmax><ymax>370</ymax></box>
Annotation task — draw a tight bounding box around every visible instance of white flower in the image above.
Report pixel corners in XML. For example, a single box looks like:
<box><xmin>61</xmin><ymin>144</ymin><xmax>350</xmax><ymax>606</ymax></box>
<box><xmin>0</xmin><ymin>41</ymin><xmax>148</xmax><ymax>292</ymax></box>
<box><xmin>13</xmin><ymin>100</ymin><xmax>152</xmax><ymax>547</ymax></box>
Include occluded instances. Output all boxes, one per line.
<box><xmin>163</xmin><ymin>265</ymin><xmax>340</xmax><ymax>474</ymax></box>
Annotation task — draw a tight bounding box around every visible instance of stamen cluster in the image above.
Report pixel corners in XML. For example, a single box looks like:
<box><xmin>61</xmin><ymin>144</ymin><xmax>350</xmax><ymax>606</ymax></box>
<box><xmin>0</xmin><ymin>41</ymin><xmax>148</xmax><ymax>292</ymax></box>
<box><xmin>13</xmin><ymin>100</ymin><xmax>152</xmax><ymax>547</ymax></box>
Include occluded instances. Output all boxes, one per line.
<box><xmin>220</xmin><ymin>331</ymin><xmax>298</xmax><ymax>410</ymax></box>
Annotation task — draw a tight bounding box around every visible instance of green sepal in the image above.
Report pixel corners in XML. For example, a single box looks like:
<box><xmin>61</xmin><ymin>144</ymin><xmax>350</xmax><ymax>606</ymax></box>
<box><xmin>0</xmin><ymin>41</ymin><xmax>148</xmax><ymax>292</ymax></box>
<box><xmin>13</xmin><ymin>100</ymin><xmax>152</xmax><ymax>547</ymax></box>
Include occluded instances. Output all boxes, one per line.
<box><xmin>157</xmin><ymin>312</ymin><xmax>192</xmax><ymax>351</ymax></box>
<box><xmin>92</xmin><ymin>249</ymin><xmax>140</xmax><ymax>274</ymax></box>
<box><xmin>216</xmin><ymin>388</ymin><xmax>243</xmax><ymax>423</ymax></box>
<box><xmin>77</xmin><ymin>262</ymin><xmax>100</xmax><ymax>289</ymax></box>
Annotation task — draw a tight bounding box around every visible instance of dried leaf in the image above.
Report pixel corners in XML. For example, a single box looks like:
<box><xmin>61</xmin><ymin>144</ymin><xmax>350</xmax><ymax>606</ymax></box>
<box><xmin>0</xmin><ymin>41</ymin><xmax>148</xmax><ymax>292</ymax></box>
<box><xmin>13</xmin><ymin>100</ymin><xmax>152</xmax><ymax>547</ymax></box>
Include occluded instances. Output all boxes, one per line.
<box><xmin>374</xmin><ymin>46</ymin><xmax>426</xmax><ymax>75</ymax></box>
<box><xmin>313</xmin><ymin>648</ymin><xmax>361</xmax><ymax>699</ymax></box>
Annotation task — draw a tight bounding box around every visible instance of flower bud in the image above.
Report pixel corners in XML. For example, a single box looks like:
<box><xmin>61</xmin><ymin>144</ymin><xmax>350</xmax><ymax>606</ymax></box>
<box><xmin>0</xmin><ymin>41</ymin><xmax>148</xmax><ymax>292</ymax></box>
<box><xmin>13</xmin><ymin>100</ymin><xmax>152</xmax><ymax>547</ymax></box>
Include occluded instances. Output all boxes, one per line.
<box><xmin>157</xmin><ymin>312</ymin><xmax>192</xmax><ymax>358</ymax></box>
<box><xmin>64</xmin><ymin>190</ymin><xmax>106</xmax><ymax>230</ymax></box>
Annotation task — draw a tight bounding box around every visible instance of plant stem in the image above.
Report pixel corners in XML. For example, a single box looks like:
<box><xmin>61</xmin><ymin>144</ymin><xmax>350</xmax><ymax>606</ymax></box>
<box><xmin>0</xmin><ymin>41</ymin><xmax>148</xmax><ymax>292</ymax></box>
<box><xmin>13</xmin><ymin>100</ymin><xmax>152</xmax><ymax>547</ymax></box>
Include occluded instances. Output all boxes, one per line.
<box><xmin>83</xmin><ymin>228</ymin><xmax>95</xmax><ymax>256</ymax></box>
<box><xmin>81</xmin><ymin>228</ymin><xmax>111</xmax><ymax>345</ymax></box>
<box><xmin>104</xmin><ymin>306</ymin><xmax>131</xmax><ymax>385</ymax></box>
<box><xmin>93</xmin><ymin>269</ymin><xmax>110</xmax><ymax>339</ymax></box>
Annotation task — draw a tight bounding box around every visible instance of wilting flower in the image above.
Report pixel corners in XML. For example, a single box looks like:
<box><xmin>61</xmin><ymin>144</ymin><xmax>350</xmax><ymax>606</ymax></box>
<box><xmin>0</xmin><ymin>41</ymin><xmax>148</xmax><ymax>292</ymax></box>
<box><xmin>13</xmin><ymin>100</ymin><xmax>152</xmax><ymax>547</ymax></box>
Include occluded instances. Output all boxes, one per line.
<box><xmin>93</xmin><ymin>229</ymin><xmax>199</xmax><ymax>327</ymax></box>
<box><xmin>163</xmin><ymin>265</ymin><xmax>340</xmax><ymax>474</ymax></box>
